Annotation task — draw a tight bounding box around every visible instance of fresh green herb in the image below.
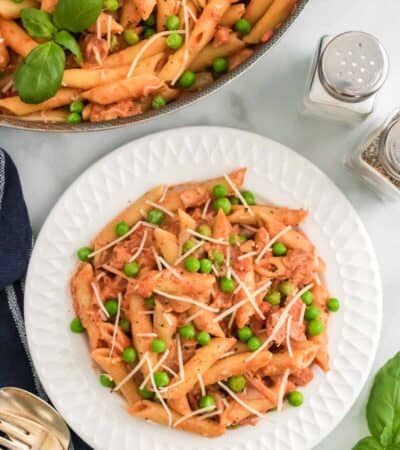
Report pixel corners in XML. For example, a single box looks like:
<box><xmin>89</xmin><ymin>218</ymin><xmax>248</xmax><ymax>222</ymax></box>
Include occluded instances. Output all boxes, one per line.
<box><xmin>352</xmin><ymin>352</ymin><xmax>400</xmax><ymax>450</ymax></box>
<box><xmin>21</xmin><ymin>8</ymin><xmax>57</xmax><ymax>39</ymax></box>
<box><xmin>14</xmin><ymin>42</ymin><xmax>65</xmax><ymax>104</ymax></box>
<box><xmin>53</xmin><ymin>0</ymin><xmax>102</xmax><ymax>33</ymax></box>
<box><xmin>54</xmin><ymin>30</ymin><xmax>83</xmax><ymax>63</ymax></box>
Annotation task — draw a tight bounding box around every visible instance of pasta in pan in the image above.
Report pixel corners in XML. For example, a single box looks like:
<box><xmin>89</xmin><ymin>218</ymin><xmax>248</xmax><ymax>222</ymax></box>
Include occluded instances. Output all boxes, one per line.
<box><xmin>70</xmin><ymin>168</ymin><xmax>340</xmax><ymax>437</ymax></box>
<box><xmin>0</xmin><ymin>0</ymin><xmax>299</xmax><ymax>124</ymax></box>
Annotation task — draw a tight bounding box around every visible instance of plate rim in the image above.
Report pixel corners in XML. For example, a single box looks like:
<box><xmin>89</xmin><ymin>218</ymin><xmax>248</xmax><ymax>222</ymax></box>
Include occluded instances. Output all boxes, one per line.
<box><xmin>24</xmin><ymin>126</ymin><xmax>383</xmax><ymax>449</ymax></box>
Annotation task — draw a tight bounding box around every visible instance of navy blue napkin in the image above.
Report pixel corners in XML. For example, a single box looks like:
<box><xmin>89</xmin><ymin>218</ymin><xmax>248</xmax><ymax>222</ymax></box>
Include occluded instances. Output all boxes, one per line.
<box><xmin>0</xmin><ymin>149</ymin><xmax>91</xmax><ymax>450</ymax></box>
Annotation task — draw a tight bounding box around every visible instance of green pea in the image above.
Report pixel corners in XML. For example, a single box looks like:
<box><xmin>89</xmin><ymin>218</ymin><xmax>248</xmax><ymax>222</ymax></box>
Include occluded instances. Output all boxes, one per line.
<box><xmin>219</xmin><ymin>276</ymin><xmax>235</xmax><ymax>293</ymax></box>
<box><xmin>237</xmin><ymin>326</ymin><xmax>253</xmax><ymax>342</ymax></box>
<box><xmin>327</xmin><ymin>297</ymin><xmax>340</xmax><ymax>312</ymax></box>
<box><xmin>184</xmin><ymin>256</ymin><xmax>200</xmax><ymax>273</ymax></box>
<box><xmin>109</xmin><ymin>34</ymin><xmax>119</xmax><ymax>52</ymax></box>
<box><xmin>104</xmin><ymin>298</ymin><xmax>118</xmax><ymax>316</ymax></box>
<box><xmin>119</xmin><ymin>318</ymin><xmax>131</xmax><ymax>333</ymax></box>
<box><xmin>70</xmin><ymin>317</ymin><xmax>85</xmax><ymax>333</ymax></box>
<box><xmin>179</xmin><ymin>70</ymin><xmax>196</xmax><ymax>88</ymax></box>
<box><xmin>103</xmin><ymin>0</ymin><xmax>119</xmax><ymax>11</ymax></box>
<box><xmin>123</xmin><ymin>261</ymin><xmax>140</xmax><ymax>277</ymax></box>
<box><xmin>197</xmin><ymin>331</ymin><xmax>211</xmax><ymax>346</ymax></box>
<box><xmin>229</xmin><ymin>235</ymin><xmax>238</xmax><ymax>246</ymax></box>
<box><xmin>211</xmin><ymin>250</ymin><xmax>224</xmax><ymax>264</ymax></box>
<box><xmin>212</xmin><ymin>184</ymin><xmax>228</xmax><ymax>198</ymax></box>
<box><xmin>238</xmin><ymin>234</ymin><xmax>247</xmax><ymax>243</ymax></box>
<box><xmin>145</xmin><ymin>296</ymin><xmax>156</xmax><ymax>308</ymax></box>
<box><xmin>67</xmin><ymin>112</ymin><xmax>81</xmax><ymax>124</ymax></box>
<box><xmin>100</xmin><ymin>373</ymin><xmax>115</xmax><ymax>388</ymax></box>
<box><xmin>301</xmin><ymin>290</ymin><xmax>313</xmax><ymax>305</ymax></box>
<box><xmin>180</xmin><ymin>240</ymin><xmax>194</xmax><ymax>253</ymax></box>
<box><xmin>265</xmin><ymin>290</ymin><xmax>281</xmax><ymax>306</ymax></box>
<box><xmin>138</xmin><ymin>387</ymin><xmax>154</xmax><ymax>399</ymax></box>
<box><xmin>115</xmin><ymin>221</ymin><xmax>129</xmax><ymax>236</ymax></box>
<box><xmin>241</xmin><ymin>190</ymin><xmax>256</xmax><ymax>205</ymax></box>
<box><xmin>227</xmin><ymin>375</ymin><xmax>246</xmax><ymax>392</ymax></box>
<box><xmin>304</xmin><ymin>305</ymin><xmax>320</xmax><ymax>321</ymax></box>
<box><xmin>287</xmin><ymin>391</ymin><xmax>303</xmax><ymax>407</ymax></box>
<box><xmin>199</xmin><ymin>394</ymin><xmax>216</xmax><ymax>410</ymax></box>
<box><xmin>272</xmin><ymin>242</ymin><xmax>287</xmax><ymax>256</ymax></box>
<box><xmin>230</xmin><ymin>197</ymin><xmax>240</xmax><ymax>205</ymax></box>
<box><xmin>123</xmin><ymin>29</ymin><xmax>140</xmax><ymax>46</ymax></box>
<box><xmin>147</xmin><ymin>209</ymin><xmax>164</xmax><ymax>225</ymax></box>
<box><xmin>213</xmin><ymin>197</ymin><xmax>232</xmax><ymax>215</ymax></box>
<box><xmin>151</xmin><ymin>338</ymin><xmax>167</xmax><ymax>353</ymax></box>
<box><xmin>122</xmin><ymin>346</ymin><xmax>137</xmax><ymax>363</ymax></box>
<box><xmin>234</xmin><ymin>18</ymin><xmax>251</xmax><ymax>35</ymax></box>
<box><xmin>199</xmin><ymin>258</ymin><xmax>212</xmax><ymax>274</ymax></box>
<box><xmin>307</xmin><ymin>319</ymin><xmax>324</xmax><ymax>336</ymax></box>
<box><xmin>144</xmin><ymin>13</ymin><xmax>156</xmax><ymax>26</ymax></box>
<box><xmin>70</xmin><ymin>100</ymin><xmax>84</xmax><ymax>114</ymax></box>
<box><xmin>144</xmin><ymin>27</ymin><xmax>156</xmax><ymax>38</ymax></box>
<box><xmin>279</xmin><ymin>281</ymin><xmax>295</xmax><ymax>296</ymax></box>
<box><xmin>212</xmin><ymin>57</ymin><xmax>228</xmax><ymax>74</ymax></box>
<box><xmin>153</xmin><ymin>370</ymin><xmax>170</xmax><ymax>387</ymax></box>
<box><xmin>77</xmin><ymin>246</ymin><xmax>92</xmax><ymax>261</ymax></box>
<box><xmin>197</xmin><ymin>224</ymin><xmax>211</xmax><ymax>237</ymax></box>
<box><xmin>152</xmin><ymin>94</ymin><xmax>166</xmax><ymax>109</ymax></box>
<box><xmin>166</xmin><ymin>15</ymin><xmax>180</xmax><ymax>30</ymax></box>
<box><xmin>166</xmin><ymin>33</ymin><xmax>183</xmax><ymax>50</ymax></box>
<box><xmin>247</xmin><ymin>336</ymin><xmax>261</xmax><ymax>351</ymax></box>
<box><xmin>179</xmin><ymin>324</ymin><xmax>196</xmax><ymax>340</ymax></box>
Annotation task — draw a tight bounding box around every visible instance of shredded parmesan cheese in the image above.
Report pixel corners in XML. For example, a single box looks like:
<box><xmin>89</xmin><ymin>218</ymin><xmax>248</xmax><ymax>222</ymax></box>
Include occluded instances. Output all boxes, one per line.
<box><xmin>129</xmin><ymin>230</ymin><xmax>148</xmax><ymax>262</ymax></box>
<box><xmin>91</xmin><ymin>282</ymin><xmax>110</xmax><ymax>319</ymax></box>
<box><xmin>96</xmin><ymin>271</ymin><xmax>105</xmax><ymax>281</ymax></box>
<box><xmin>162</xmin><ymin>365</ymin><xmax>178</xmax><ymax>377</ymax></box>
<box><xmin>198</xmin><ymin>409</ymin><xmax>222</xmax><ymax>420</ymax></box>
<box><xmin>89</xmin><ymin>221</ymin><xmax>144</xmax><ymax>258</ymax></box>
<box><xmin>223</xmin><ymin>173</ymin><xmax>254</xmax><ymax>216</ymax></box>
<box><xmin>246</xmin><ymin>283</ymin><xmax>314</xmax><ymax>362</ymax></box>
<box><xmin>93</xmin><ymin>46</ymin><xmax>103</xmax><ymax>65</ymax></box>
<box><xmin>139</xmin><ymin>208</ymin><xmax>147</xmax><ymax>218</ymax></box>
<box><xmin>277</xmin><ymin>369</ymin><xmax>290</xmax><ymax>412</ymax></box>
<box><xmin>201</xmin><ymin>199</ymin><xmax>211</xmax><ymax>219</ymax></box>
<box><xmin>211</xmin><ymin>264</ymin><xmax>219</xmax><ymax>276</ymax></box>
<box><xmin>228</xmin><ymin>309</ymin><xmax>236</xmax><ymax>329</ymax></box>
<box><xmin>163</xmin><ymin>311</ymin><xmax>173</xmax><ymax>326</ymax></box>
<box><xmin>171</xmin><ymin>0</ymin><xmax>190</xmax><ymax>85</ymax></box>
<box><xmin>184</xmin><ymin>309</ymin><xmax>203</xmax><ymax>323</ymax></box>
<box><xmin>102</xmin><ymin>264</ymin><xmax>133</xmax><ymax>282</ymax></box>
<box><xmin>237</xmin><ymin>251</ymin><xmax>258</xmax><ymax>261</ymax></box>
<box><xmin>286</xmin><ymin>316</ymin><xmax>293</xmax><ymax>358</ymax></box>
<box><xmin>139</xmin><ymin>310</ymin><xmax>155</xmax><ymax>315</ymax></box>
<box><xmin>127</xmin><ymin>30</ymin><xmax>185</xmax><ymax>78</ymax></box>
<box><xmin>145</xmin><ymin>200</ymin><xmax>175</xmax><ymax>217</ymax></box>
<box><xmin>299</xmin><ymin>303</ymin><xmax>306</xmax><ymax>324</ymax></box>
<box><xmin>217</xmin><ymin>382</ymin><xmax>264</xmax><ymax>418</ymax></box>
<box><xmin>255</xmin><ymin>226</ymin><xmax>292</xmax><ymax>263</ymax></box>
<box><xmin>152</xmin><ymin>247</ymin><xmax>162</xmax><ymax>271</ymax></box>
<box><xmin>187</xmin><ymin>228</ymin><xmax>228</xmax><ymax>245</ymax></box>
<box><xmin>221</xmin><ymin>398</ymin><xmax>229</xmax><ymax>409</ymax></box>
<box><xmin>106</xmin><ymin>14</ymin><xmax>112</xmax><ymax>47</ymax></box>
<box><xmin>159</xmin><ymin>185</ymin><xmax>169</xmax><ymax>203</ymax></box>
<box><xmin>219</xmin><ymin>350</ymin><xmax>236</xmax><ymax>359</ymax></box>
<box><xmin>1</xmin><ymin>79</ymin><xmax>13</xmax><ymax>93</ymax></box>
<box><xmin>212</xmin><ymin>298</ymin><xmax>247</xmax><ymax>322</ymax></box>
<box><xmin>113</xmin><ymin>353</ymin><xmax>149</xmax><ymax>391</ymax></box>
<box><xmin>173</xmin><ymin>406</ymin><xmax>215</xmax><ymax>427</ymax></box>
<box><xmin>314</xmin><ymin>272</ymin><xmax>322</xmax><ymax>285</ymax></box>
<box><xmin>253</xmin><ymin>280</ymin><xmax>272</xmax><ymax>297</ymax></box>
<box><xmin>242</xmin><ymin>224</ymin><xmax>258</xmax><ymax>232</ymax></box>
<box><xmin>135</xmin><ymin>332</ymin><xmax>158</xmax><ymax>337</ymax></box>
<box><xmin>177</xmin><ymin>334</ymin><xmax>184</xmax><ymax>379</ymax></box>
<box><xmin>96</xmin><ymin>16</ymin><xmax>101</xmax><ymax>39</ymax></box>
<box><xmin>153</xmin><ymin>289</ymin><xmax>219</xmax><ymax>312</ymax></box>
<box><xmin>231</xmin><ymin>270</ymin><xmax>265</xmax><ymax>320</ymax></box>
<box><xmin>174</xmin><ymin>240</ymin><xmax>204</xmax><ymax>265</ymax></box>
<box><xmin>226</xmin><ymin>246</ymin><xmax>231</xmax><ymax>274</ymax></box>
<box><xmin>157</xmin><ymin>256</ymin><xmax>183</xmax><ymax>279</ymax></box>
<box><xmin>140</xmin><ymin>349</ymin><xmax>170</xmax><ymax>388</ymax></box>
<box><xmin>197</xmin><ymin>370</ymin><xmax>206</xmax><ymax>396</ymax></box>
<box><xmin>109</xmin><ymin>292</ymin><xmax>122</xmax><ymax>357</ymax></box>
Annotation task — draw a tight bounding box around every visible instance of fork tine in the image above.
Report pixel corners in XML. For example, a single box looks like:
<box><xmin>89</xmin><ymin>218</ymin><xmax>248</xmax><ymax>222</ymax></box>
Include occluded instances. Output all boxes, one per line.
<box><xmin>0</xmin><ymin>411</ymin><xmax>48</xmax><ymax>446</ymax></box>
<box><xmin>0</xmin><ymin>435</ymin><xmax>28</xmax><ymax>450</ymax></box>
<box><xmin>0</xmin><ymin>417</ymin><xmax>31</xmax><ymax>444</ymax></box>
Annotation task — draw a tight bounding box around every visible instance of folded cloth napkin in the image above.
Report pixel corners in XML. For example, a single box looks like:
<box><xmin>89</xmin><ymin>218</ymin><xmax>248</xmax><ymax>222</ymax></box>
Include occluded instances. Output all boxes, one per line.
<box><xmin>0</xmin><ymin>149</ymin><xmax>91</xmax><ymax>450</ymax></box>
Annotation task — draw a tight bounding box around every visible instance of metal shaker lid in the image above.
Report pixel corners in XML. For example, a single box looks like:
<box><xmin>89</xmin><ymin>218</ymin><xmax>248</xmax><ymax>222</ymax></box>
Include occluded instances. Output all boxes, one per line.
<box><xmin>379</xmin><ymin>118</ymin><xmax>400</xmax><ymax>181</ymax></box>
<box><xmin>319</xmin><ymin>31</ymin><xmax>389</xmax><ymax>103</ymax></box>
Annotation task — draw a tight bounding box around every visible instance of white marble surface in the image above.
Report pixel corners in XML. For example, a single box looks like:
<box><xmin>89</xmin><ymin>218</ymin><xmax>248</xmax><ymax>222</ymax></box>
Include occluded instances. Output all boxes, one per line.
<box><xmin>2</xmin><ymin>0</ymin><xmax>400</xmax><ymax>448</ymax></box>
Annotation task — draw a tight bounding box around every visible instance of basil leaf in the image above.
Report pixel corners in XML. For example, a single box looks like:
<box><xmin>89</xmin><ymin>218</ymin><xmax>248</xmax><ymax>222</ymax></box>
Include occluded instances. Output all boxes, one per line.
<box><xmin>14</xmin><ymin>42</ymin><xmax>65</xmax><ymax>104</ymax></box>
<box><xmin>367</xmin><ymin>353</ymin><xmax>400</xmax><ymax>447</ymax></box>
<box><xmin>54</xmin><ymin>30</ymin><xmax>83</xmax><ymax>64</ymax></box>
<box><xmin>20</xmin><ymin>8</ymin><xmax>57</xmax><ymax>39</ymax></box>
<box><xmin>352</xmin><ymin>437</ymin><xmax>384</xmax><ymax>450</ymax></box>
<box><xmin>53</xmin><ymin>0</ymin><xmax>102</xmax><ymax>33</ymax></box>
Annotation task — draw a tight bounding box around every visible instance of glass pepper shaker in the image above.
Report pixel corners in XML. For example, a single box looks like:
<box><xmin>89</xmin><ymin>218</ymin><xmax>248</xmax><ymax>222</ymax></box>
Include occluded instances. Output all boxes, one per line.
<box><xmin>346</xmin><ymin>109</ymin><xmax>400</xmax><ymax>201</ymax></box>
<box><xmin>302</xmin><ymin>31</ymin><xmax>389</xmax><ymax>123</ymax></box>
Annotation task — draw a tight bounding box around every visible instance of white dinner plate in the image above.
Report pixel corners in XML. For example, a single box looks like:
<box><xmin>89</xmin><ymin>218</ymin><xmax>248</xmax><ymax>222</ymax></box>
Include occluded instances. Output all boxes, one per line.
<box><xmin>25</xmin><ymin>127</ymin><xmax>382</xmax><ymax>450</ymax></box>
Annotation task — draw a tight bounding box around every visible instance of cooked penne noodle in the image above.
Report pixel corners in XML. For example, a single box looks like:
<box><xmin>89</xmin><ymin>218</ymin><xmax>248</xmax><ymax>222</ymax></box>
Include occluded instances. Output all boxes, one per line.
<box><xmin>228</xmin><ymin>204</ymin><xmax>308</xmax><ymax>226</ymax></box>
<box><xmin>88</xmin><ymin>12</ymin><xmax>124</xmax><ymax>35</ymax></box>
<box><xmin>120</xmin><ymin>0</ymin><xmax>141</xmax><ymax>27</ymax></box>
<box><xmin>19</xmin><ymin>108</ymin><xmax>69</xmax><ymax>123</ymax></box>
<box><xmin>228</xmin><ymin>48</ymin><xmax>254</xmax><ymax>71</ymax></box>
<box><xmin>243</xmin><ymin>0</ymin><xmax>273</xmax><ymax>24</ymax></box>
<box><xmin>244</xmin><ymin>0</ymin><xmax>297</xmax><ymax>44</ymax></box>
<box><xmin>154</xmin><ymin>300</ymin><xmax>178</xmax><ymax>346</ymax></box>
<box><xmin>134</xmin><ymin>0</ymin><xmax>156</xmax><ymax>20</ymax></box>
<box><xmin>0</xmin><ymin>0</ymin><xmax>38</xmax><ymax>19</ymax></box>
<box><xmin>157</xmin><ymin>0</ymin><xmax>179</xmax><ymax>31</ymax></box>
<box><xmin>0</xmin><ymin>19</ymin><xmax>37</xmax><ymax>57</ymax></box>
<box><xmin>0</xmin><ymin>33</ymin><xmax>9</xmax><ymax>69</ymax></box>
<box><xmin>220</xmin><ymin>3</ymin><xmax>245</xmax><ymax>27</ymax></box>
<box><xmin>154</xmin><ymin>228</ymin><xmax>180</xmax><ymax>265</ymax></box>
<box><xmin>310</xmin><ymin>285</ymin><xmax>330</xmax><ymax>371</ymax></box>
<box><xmin>221</xmin><ymin>397</ymin><xmax>275</xmax><ymax>426</ymax></box>
<box><xmin>40</xmin><ymin>0</ymin><xmax>58</xmax><ymax>12</ymax></box>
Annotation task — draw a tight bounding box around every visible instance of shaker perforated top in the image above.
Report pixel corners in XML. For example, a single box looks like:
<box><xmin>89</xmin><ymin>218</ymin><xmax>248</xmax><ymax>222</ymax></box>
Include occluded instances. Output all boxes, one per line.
<box><xmin>319</xmin><ymin>31</ymin><xmax>389</xmax><ymax>103</ymax></box>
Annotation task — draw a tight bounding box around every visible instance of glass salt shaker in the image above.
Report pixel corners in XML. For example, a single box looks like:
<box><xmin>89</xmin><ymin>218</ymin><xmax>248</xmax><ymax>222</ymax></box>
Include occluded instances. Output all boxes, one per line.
<box><xmin>346</xmin><ymin>109</ymin><xmax>400</xmax><ymax>201</ymax></box>
<box><xmin>303</xmin><ymin>31</ymin><xmax>389</xmax><ymax>123</ymax></box>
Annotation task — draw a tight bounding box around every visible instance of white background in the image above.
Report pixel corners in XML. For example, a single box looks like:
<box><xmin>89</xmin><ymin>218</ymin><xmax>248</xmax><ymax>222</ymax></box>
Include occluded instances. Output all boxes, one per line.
<box><xmin>2</xmin><ymin>0</ymin><xmax>400</xmax><ymax>448</ymax></box>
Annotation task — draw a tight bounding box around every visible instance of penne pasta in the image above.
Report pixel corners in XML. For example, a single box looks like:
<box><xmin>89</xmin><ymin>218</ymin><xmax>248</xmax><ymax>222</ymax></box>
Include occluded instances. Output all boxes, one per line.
<box><xmin>229</xmin><ymin>204</ymin><xmax>308</xmax><ymax>226</ymax></box>
<box><xmin>157</xmin><ymin>0</ymin><xmax>179</xmax><ymax>31</ymax></box>
<box><xmin>243</xmin><ymin>0</ymin><xmax>273</xmax><ymax>25</ymax></box>
<box><xmin>154</xmin><ymin>228</ymin><xmax>180</xmax><ymax>265</ymax></box>
<box><xmin>0</xmin><ymin>0</ymin><xmax>38</xmax><ymax>19</ymax></box>
<box><xmin>88</xmin><ymin>12</ymin><xmax>124</xmax><ymax>35</ymax></box>
<box><xmin>0</xmin><ymin>18</ymin><xmax>37</xmax><ymax>57</ymax></box>
<box><xmin>154</xmin><ymin>300</ymin><xmax>178</xmax><ymax>346</ymax></box>
<box><xmin>220</xmin><ymin>4</ymin><xmax>245</xmax><ymax>27</ymax></box>
<box><xmin>120</xmin><ymin>0</ymin><xmax>141</xmax><ymax>27</ymax></box>
<box><xmin>40</xmin><ymin>0</ymin><xmax>58</xmax><ymax>13</ymax></box>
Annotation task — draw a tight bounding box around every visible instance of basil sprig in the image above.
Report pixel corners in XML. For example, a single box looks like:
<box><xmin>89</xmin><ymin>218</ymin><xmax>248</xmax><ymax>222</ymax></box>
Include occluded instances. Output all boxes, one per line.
<box><xmin>352</xmin><ymin>353</ymin><xmax>400</xmax><ymax>450</ymax></box>
<box><xmin>14</xmin><ymin>0</ymin><xmax>102</xmax><ymax>104</ymax></box>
